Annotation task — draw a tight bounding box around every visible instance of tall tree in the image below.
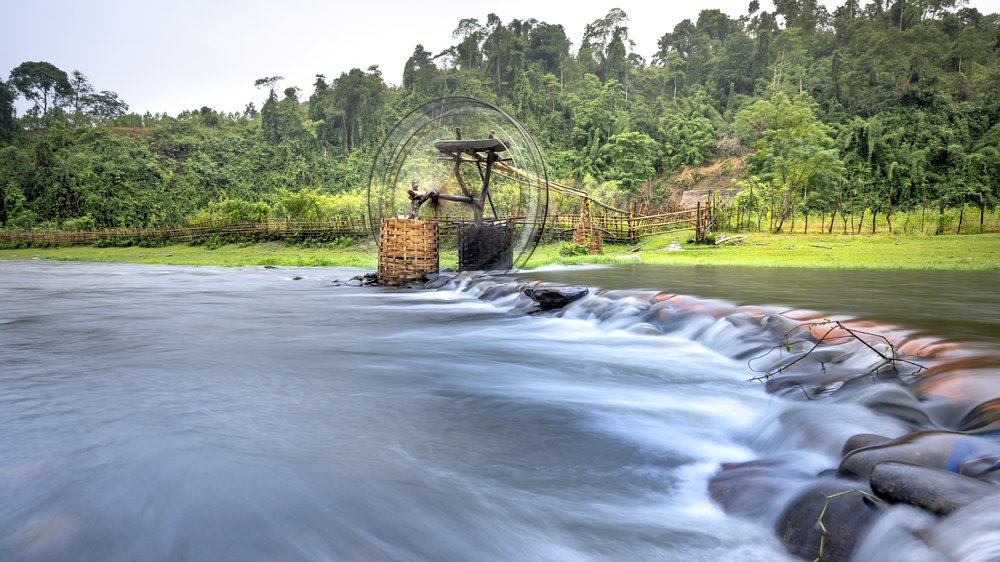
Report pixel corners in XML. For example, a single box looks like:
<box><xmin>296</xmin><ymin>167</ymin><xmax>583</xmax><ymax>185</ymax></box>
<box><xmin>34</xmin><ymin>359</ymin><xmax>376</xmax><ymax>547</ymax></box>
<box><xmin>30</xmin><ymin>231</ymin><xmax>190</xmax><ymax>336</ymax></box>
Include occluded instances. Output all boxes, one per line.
<box><xmin>8</xmin><ymin>61</ymin><xmax>73</xmax><ymax>115</ymax></box>
<box><xmin>735</xmin><ymin>91</ymin><xmax>843</xmax><ymax>231</ymax></box>
<box><xmin>0</xmin><ymin>79</ymin><xmax>17</xmax><ymax>142</ymax></box>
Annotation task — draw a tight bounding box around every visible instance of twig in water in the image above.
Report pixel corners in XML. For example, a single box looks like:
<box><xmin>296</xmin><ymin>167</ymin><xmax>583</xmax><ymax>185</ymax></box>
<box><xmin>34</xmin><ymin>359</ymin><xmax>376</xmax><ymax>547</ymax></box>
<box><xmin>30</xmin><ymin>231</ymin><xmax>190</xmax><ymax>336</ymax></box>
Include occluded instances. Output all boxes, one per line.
<box><xmin>747</xmin><ymin>319</ymin><xmax>926</xmax><ymax>385</ymax></box>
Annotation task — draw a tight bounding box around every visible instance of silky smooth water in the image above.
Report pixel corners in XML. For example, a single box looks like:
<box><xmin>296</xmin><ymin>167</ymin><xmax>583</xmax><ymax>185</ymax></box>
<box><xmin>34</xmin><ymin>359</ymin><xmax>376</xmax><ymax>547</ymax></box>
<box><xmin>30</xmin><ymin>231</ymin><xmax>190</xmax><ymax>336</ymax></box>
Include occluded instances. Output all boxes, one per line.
<box><xmin>1</xmin><ymin>260</ymin><xmax>996</xmax><ymax>561</ymax></box>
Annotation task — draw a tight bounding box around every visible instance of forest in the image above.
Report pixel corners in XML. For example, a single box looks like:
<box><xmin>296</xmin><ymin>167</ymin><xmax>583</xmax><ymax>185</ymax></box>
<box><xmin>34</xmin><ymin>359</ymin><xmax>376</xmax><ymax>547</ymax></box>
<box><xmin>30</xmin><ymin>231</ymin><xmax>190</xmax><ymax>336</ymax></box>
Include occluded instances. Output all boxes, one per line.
<box><xmin>0</xmin><ymin>0</ymin><xmax>998</xmax><ymax>235</ymax></box>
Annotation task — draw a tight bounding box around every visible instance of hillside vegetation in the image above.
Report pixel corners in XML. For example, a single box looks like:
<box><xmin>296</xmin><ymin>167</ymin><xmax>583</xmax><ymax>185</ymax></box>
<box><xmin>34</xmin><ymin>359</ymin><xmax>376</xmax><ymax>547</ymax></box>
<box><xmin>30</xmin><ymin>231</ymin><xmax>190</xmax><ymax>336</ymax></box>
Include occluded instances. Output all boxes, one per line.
<box><xmin>1</xmin><ymin>1</ymin><xmax>997</xmax><ymax>235</ymax></box>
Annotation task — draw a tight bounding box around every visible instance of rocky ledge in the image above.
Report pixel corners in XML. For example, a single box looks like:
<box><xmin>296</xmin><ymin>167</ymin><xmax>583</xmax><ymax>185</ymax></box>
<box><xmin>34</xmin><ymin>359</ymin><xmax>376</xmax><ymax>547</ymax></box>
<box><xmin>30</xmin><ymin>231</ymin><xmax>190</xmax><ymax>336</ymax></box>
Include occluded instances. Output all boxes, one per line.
<box><xmin>334</xmin><ymin>270</ymin><xmax>1000</xmax><ymax>561</ymax></box>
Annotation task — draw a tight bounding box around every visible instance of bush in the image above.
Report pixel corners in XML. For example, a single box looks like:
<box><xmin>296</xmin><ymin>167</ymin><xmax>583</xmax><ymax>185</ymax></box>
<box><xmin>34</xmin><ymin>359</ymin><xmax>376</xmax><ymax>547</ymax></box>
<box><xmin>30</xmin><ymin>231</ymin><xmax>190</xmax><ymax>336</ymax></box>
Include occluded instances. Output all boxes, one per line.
<box><xmin>558</xmin><ymin>242</ymin><xmax>589</xmax><ymax>257</ymax></box>
<box><xmin>61</xmin><ymin>215</ymin><xmax>97</xmax><ymax>231</ymax></box>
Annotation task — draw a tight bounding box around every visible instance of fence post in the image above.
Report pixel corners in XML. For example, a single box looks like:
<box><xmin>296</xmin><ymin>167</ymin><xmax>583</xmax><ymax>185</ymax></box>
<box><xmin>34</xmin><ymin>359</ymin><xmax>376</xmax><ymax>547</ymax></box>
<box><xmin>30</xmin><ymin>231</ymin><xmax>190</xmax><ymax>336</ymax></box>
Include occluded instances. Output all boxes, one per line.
<box><xmin>627</xmin><ymin>203</ymin><xmax>634</xmax><ymax>242</ymax></box>
<box><xmin>696</xmin><ymin>202</ymin><xmax>702</xmax><ymax>243</ymax></box>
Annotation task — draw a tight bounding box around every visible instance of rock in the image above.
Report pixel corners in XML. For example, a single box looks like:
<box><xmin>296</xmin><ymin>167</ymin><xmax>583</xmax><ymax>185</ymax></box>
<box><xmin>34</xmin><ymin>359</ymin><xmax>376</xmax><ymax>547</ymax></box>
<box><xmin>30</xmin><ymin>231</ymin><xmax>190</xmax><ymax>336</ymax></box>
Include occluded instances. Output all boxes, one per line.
<box><xmin>850</xmin><ymin>505</ymin><xmax>945</xmax><ymax>562</ymax></box>
<box><xmin>957</xmin><ymin>398</ymin><xmax>1000</xmax><ymax>433</ymax></box>
<box><xmin>479</xmin><ymin>283</ymin><xmax>523</xmax><ymax>302</ymax></box>
<box><xmin>839</xmin><ymin>431</ymin><xmax>999</xmax><ymax>480</ymax></box>
<box><xmin>345</xmin><ymin>279</ymin><xmax>363</xmax><ymax>287</ymax></box>
<box><xmin>851</xmin><ymin>385</ymin><xmax>934</xmax><ymax>427</ymax></box>
<box><xmin>775</xmin><ymin>480</ymin><xmax>885</xmax><ymax>562</ymax></box>
<box><xmin>841</xmin><ymin>433</ymin><xmax>892</xmax><ymax>458</ymax></box>
<box><xmin>927</xmin><ymin>493</ymin><xmax>1000</xmax><ymax>561</ymax></box>
<box><xmin>523</xmin><ymin>284</ymin><xmax>588</xmax><ymax>311</ymax></box>
<box><xmin>361</xmin><ymin>273</ymin><xmax>379</xmax><ymax>286</ymax></box>
<box><xmin>291</xmin><ymin>276</ymin><xmax>303</xmax><ymax>280</ymax></box>
<box><xmin>627</xmin><ymin>322</ymin><xmax>660</xmax><ymax>335</ymax></box>
<box><xmin>509</xmin><ymin>298</ymin><xmax>542</xmax><ymax>316</ymax></box>
<box><xmin>709</xmin><ymin>459</ymin><xmax>811</xmax><ymax>521</ymax></box>
<box><xmin>263</xmin><ymin>265</ymin><xmax>278</xmax><ymax>269</ymax></box>
<box><xmin>869</xmin><ymin>461</ymin><xmax>999</xmax><ymax>515</ymax></box>
<box><xmin>421</xmin><ymin>275</ymin><xmax>452</xmax><ymax>290</ymax></box>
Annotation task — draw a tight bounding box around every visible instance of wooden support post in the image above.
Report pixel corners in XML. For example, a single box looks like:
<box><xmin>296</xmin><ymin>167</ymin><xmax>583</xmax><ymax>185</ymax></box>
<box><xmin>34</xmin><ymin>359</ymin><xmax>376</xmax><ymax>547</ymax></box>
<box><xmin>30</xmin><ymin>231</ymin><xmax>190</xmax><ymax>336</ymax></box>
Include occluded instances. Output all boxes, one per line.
<box><xmin>696</xmin><ymin>202</ymin><xmax>703</xmax><ymax>243</ymax></box>
<box><xmin>627</xmin><ymin>203</ymin><xmax>634</xmax><ymax>242</ymax></box>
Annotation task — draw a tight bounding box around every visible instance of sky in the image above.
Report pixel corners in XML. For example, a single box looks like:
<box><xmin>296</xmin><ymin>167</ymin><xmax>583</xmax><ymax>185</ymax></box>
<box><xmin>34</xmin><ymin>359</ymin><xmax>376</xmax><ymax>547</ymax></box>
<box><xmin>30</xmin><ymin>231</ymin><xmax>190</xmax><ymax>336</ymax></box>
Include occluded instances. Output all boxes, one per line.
<box><xmin>3</xmin><ymin>0</ymin><xmax>999</xmax><ymax>116</ymax></box>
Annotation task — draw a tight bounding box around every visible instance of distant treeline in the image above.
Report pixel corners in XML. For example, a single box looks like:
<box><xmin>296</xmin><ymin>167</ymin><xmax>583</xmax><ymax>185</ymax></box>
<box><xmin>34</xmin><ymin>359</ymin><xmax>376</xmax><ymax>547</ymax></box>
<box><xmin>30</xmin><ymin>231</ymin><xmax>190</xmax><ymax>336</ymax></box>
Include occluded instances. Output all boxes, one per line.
<box><xmin>0</xmin><ymin>1</ymin><xmax>998</xmax><ymax>234</ymax></box>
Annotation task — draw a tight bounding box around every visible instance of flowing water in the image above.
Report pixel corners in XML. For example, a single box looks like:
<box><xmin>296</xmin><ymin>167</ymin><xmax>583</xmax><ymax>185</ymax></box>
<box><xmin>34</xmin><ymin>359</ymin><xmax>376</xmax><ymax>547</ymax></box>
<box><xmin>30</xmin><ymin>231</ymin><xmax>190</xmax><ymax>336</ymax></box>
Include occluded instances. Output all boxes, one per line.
<box><xmin>1</xmin><ymin>260</ymin><xmax>997</xmax><ymax>561</ymax></box>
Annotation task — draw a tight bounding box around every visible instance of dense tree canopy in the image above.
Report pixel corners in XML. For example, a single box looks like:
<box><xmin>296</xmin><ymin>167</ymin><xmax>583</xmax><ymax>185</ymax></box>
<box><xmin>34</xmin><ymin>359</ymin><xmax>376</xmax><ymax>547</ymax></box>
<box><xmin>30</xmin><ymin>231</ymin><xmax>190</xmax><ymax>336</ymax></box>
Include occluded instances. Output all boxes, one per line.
<box><xmin>1</xmin><ymin>2</ymin><xmax>998</xmax><ymax>232</ymax></box>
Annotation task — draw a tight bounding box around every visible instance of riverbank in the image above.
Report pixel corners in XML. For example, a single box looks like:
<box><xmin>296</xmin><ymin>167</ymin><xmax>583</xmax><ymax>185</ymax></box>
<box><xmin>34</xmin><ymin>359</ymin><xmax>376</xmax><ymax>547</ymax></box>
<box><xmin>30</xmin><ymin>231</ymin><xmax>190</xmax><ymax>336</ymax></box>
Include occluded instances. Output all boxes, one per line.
<box><xmin>2</xmin><ymin>231</ymin><xmax>999</xmax><ymax>270</ymax></box>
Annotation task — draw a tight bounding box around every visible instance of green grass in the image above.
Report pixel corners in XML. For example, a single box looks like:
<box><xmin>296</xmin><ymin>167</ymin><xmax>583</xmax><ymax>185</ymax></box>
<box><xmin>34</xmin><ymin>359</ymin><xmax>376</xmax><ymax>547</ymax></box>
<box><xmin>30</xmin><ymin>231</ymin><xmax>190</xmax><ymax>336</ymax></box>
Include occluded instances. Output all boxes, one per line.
<box><xmin>525</xmin><ymin>231</ymin><xmax>1000</xmax><ymax>271</ymax></box>
<box><xmin>3</xmin><ymin>231</ymin><xmax>999</xmax><ymax>271</ymax></box>
<box><xmin>0</xmin><ymin>240</ymin><xmax>378</xmax><ymax>268</ymax></box>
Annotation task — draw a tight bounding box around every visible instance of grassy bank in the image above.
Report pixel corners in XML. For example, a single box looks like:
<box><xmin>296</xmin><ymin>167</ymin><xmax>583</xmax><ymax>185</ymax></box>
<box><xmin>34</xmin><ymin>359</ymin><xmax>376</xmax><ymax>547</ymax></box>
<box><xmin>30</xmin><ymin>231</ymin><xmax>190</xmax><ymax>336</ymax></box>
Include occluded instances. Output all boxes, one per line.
<box><xmin>2</xmin><ymin>231</ymin><xmax>999</xmax><ymax>271</ymax></box>
<box><xmin>0</xmin><ymin>241</ymin><xmax>379</xmax><ymax>268</ymax></box>
<box><xmin>527</xmin><ymin>231</ymin><xmax>1000</xmax><ymax>270</ymax></box>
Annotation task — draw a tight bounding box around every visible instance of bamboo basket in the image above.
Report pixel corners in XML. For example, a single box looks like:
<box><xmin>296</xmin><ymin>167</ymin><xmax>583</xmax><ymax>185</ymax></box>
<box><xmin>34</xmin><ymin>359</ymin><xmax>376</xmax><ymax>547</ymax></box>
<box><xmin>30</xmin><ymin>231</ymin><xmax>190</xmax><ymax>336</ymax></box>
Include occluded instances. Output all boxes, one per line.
<box><xmin>377</xmin><ymin>218</ymin><xmax>439</xmax><ymax>286</ymax></box>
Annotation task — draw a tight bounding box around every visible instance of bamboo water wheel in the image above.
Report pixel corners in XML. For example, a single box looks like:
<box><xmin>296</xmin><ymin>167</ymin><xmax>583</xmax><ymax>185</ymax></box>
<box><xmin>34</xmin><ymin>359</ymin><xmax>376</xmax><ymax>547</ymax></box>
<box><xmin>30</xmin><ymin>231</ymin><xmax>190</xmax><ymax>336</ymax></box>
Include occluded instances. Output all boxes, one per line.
<box><xmin>368</xmin><ymin>97</ymin><xmax>549</xmax><ymax>282</ymax></box>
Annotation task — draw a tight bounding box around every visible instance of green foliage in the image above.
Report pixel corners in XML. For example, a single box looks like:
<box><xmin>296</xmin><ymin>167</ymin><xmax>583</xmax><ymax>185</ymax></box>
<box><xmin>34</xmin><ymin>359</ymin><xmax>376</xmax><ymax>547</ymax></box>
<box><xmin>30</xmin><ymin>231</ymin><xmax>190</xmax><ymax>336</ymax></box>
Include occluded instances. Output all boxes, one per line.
<box><xmin>600</xmin><ymin>131</ymin><xmax>659</xmax><ymax>192</ymax></box>
<box><xmin>188</xmin><ymin>199</ymin><xmax>272</xmax><ymax>224</ymax></box>
<box><xmin>558</xmin><ymin>242</ymin><xmax>590</xmax><ymax>256</ymax></box>
<box><xmin>0</xmin><ymin>3</ymin><xmax>998</xmax><ymax>233</ymax></box>
<box><xmin>8</xmin><ymin>61</ymin><xmax>72</xmax><ymax>116</ymax></box>
<box><xmin>0</xmin><ymin>80</ymin><xmax>17</xmax><ymax>142</ymax></box>
<box><xmin>735</xmin><ymin>91</ymin><xmax>843</xmax><ymax>230</ymax></box>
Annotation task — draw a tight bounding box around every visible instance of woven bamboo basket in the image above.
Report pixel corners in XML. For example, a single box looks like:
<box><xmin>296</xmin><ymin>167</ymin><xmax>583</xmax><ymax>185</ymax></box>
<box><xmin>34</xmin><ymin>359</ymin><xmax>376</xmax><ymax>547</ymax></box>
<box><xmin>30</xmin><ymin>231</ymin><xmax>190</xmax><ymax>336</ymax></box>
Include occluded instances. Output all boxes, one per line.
<box><xmin>377</xmin><ymin>218</ymin><xmax>439</xmax><ymax>286</ymax></box>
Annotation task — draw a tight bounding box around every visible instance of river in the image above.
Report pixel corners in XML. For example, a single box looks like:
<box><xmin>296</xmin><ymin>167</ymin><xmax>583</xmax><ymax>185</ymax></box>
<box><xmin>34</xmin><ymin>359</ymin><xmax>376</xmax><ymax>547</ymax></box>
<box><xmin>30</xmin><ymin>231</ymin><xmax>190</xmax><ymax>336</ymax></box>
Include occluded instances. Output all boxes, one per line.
<box><xmin>1</xmin><ymin>260</ymin><xmax>997</xmax><ymax>561</ymax></box>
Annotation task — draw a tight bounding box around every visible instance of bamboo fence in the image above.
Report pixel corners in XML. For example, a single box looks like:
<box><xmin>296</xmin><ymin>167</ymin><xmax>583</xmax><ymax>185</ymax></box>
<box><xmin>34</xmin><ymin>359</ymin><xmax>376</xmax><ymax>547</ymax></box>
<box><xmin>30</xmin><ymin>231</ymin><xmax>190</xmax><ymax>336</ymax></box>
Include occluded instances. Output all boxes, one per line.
<box><xmin>0</xmin><ymin>207</ymin><xmax>708</xmax><ymax>248</ymax></box>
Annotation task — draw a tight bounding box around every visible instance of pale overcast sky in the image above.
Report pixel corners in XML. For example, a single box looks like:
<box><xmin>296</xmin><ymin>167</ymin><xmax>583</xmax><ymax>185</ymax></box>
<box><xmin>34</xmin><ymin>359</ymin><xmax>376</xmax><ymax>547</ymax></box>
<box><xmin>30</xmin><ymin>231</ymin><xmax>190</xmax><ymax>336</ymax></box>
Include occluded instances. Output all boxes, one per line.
<box><xmin>3</xmin><ymin>0</ymin><xmax>998</xmax><ymax>116</ymax></box>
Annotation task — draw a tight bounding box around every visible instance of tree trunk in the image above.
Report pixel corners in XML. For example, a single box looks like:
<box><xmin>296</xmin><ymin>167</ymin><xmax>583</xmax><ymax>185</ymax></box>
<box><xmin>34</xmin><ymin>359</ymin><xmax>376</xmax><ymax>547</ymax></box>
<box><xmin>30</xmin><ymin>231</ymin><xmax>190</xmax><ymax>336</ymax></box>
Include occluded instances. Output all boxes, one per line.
<box><xmin>957</xmin><ymin>205</ymin><xmax>964</xmax><ymax>234</ymax></box>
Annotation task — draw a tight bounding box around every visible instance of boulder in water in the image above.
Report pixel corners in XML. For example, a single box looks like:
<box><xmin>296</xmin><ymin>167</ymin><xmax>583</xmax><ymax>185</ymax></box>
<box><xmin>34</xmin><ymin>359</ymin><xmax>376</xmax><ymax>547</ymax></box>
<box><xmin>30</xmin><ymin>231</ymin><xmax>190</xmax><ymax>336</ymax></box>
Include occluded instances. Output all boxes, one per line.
<box><xmin>709</xmin><ymin>459</ymin><xmax>811</xmax><ymax>521</ymax></box>
<box><xmin>479</xmin><ymin>283</ymin><xmax>523</xmax><ymax>302</ymax></box>
<box><xmin>422</xmin><ymin>275</ymin><xmax>453</xmax><ymax>290</ymax></box>
<box><xmin>850</xmin><ymin>505</ymin><xmax>943</xmax><ymax>562</ymax></box>
<box><xmin>775</xmin><ymin>480</ymin><xmax>885</xmax><ymax>562</ymax></box>
<box><xmin>839</xmin><ymin>430</ymin><xmax>998</xmax><ymax>480</ymax></box>
<box><xmin>957</xmin><ymin>398</ymin><xmax>1000</xmax><ymax>434</ymax></box>
<box><xmin>926</xmin><ymin>493</ymin><xmax>1000</xmax><ymax>561</ymax></box>
<box><xmin>869</xmin><ymin>461</ymin><xmax>999</xmax><ymax>515</ymax></box>
<box><xmin>841</xmin><ymin>433</ymin><xmax>892</xmax><ymax>458</ymax></box>
<box><xmin>523</xmin><ymin>284</ymin><xmax>588</xmax><ymax>311</ymax></box>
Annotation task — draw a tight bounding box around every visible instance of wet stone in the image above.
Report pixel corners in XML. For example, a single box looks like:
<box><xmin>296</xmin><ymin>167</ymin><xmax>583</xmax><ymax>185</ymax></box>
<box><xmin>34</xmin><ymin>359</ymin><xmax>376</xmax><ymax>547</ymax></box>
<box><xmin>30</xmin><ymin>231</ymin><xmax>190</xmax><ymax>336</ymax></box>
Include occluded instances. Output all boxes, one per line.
<box><xmin>926</xmin><ymin>493</ymin><xmax>1000</xmax><ymax>560</ymax></box>
<box><xmin>869</xmin><ymin>461</ymin><xmax>999</xmax><ymax>516</ymax></box>
<box><xmin>479</xmin><ymin>283</ymin><xmax>523</xmax><ymax>302</ymax></box>
<box><xmin>839</xmin><ymin>430</ymin><xmax>999</xmax><ymax>480</ymax></box>
<box><xmin>957</xmin><ymin>398</ymin><xmax>1000</xmax><ymax>433</ymax></box>
<box><xmin>775</xmin><ymin>480</ymin><xmax>885</xmax><ymax>562</ymax></box>
<box><xmin>422</xmin><ymin>276</ymin><xmax>452</xmax><ymax>290</ymax></box>
<box><xmin>841</xmin><ymin>433</ymin><xmax>892</xmax><ymax>458</ymax></box>
<box><xmin>523</xmin><ymin>284</ymin><xmax>589</xmax><ymax>311</ymax></box>
<box><xmin>709</xmin><ymin>460</ymin><xmax>811</xmax><ymax>521</ymax></box>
